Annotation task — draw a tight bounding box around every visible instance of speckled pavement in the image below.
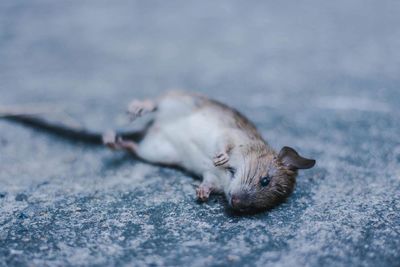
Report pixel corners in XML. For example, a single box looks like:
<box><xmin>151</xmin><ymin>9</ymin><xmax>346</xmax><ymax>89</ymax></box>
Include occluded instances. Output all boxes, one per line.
<box><xmin>0</xmin><ymin>1</ymin><xmax>399</xmax><ymax>266</ymax></box>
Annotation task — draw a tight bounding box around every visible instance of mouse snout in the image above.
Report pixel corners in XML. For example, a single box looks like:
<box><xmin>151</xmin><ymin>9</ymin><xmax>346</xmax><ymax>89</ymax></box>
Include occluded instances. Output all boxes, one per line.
<box><xmin>231</xmin><ymin>194</ymin><xmax>241</xmax><ymax>208</ymax></box>
<box><xmin>229</xmin><ymin>193</ymin><xmax>250</xmax><ymax>210</ymax></box>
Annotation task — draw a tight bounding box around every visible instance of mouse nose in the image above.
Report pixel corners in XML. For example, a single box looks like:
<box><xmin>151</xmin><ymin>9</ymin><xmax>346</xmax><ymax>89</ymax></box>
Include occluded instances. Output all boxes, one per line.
<box><xmin>231</xmin><ymin>194</ymin><xmax>241</xmax><ymax>208</ymax></box>
<box><xmin>230</xmin><ymin>193</ymin><xmax>249</xmax><ymax>210</ymax></box>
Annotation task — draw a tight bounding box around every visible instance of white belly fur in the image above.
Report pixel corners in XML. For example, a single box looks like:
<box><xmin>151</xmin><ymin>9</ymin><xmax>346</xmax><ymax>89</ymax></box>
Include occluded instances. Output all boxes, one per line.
<box><xmin>136</xmin><ymin>96</ymin><xmax>228</xmax><ymax>176</ymax></box>
<box><xmin>161</xmin><ymin>110</ymin><xmax>222</xmax><ymax>173</ymax></box>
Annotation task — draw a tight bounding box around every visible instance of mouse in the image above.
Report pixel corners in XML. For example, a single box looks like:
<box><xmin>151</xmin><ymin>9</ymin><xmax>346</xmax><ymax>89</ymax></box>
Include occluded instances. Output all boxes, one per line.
<box><xmin>0</xmin><ymin>90</ymin><xmax>316</xmax><ymax>213</ymax></box>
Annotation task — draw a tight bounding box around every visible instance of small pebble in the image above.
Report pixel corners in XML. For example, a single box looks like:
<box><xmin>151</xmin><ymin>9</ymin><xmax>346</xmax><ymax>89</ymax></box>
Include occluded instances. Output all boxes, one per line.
<box><xmin>228</xmin><ymin>255</ymin><xmax>240</xmax><ymax>261</ymax></box>
<box><xmin>18</xmin><ymin>212</ymin><xmax>28</xmax><ymax>219</ymax></box>
<box><xmin>15</xmin><ymin>193</ymin><xmax>28</xmax><ymax>202</ymax></box>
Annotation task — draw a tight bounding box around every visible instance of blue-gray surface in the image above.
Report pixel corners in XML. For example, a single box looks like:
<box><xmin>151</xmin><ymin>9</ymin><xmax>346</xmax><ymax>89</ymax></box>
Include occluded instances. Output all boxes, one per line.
<box><xmin>0</xmin><ymin>1</ymin><xmax>399</xmax><ymax>266</ymax></box>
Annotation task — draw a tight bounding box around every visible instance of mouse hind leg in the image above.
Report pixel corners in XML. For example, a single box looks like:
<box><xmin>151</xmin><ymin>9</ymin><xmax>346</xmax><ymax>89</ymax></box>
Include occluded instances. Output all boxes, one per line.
<box><xmin>127</xmin><ymin>99</ymin><xmax>157</xmax><ymax>121</ymax></box>
<box><xmin>103</xmin><ymin>131</ymin><xmax>138</xmax><ymax>153</ymax></box>
<box><xmin>127</xmin><ymin>91</ymin><xmax>205</xmax><ymax>122</ymax></box>
<box><xmin>103</xmin><ymin>127</ymin><xmax>180</xmax><ymax>166</ymax></box>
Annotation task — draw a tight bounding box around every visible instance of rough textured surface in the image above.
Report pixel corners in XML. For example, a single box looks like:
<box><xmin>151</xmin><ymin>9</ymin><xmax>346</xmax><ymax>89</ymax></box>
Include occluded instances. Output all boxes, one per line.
<box><xmin>0</xmin><ymin>1</ymin><xmax>399</xmax><ymax>266</ymax></box>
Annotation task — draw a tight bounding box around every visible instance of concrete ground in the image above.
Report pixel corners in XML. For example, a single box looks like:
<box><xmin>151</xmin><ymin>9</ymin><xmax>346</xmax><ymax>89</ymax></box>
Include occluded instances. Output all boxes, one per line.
<box><xmin>0</xmin><ymin>1</ymin><xmax>399</xmax><ymax>266</ymax></box>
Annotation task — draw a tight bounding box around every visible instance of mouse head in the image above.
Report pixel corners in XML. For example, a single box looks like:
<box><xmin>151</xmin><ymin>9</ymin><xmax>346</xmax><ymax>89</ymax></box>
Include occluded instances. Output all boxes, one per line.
<box><xmin>227</xmin><ymin>146</ymin><xmax>315</xmax><ymax>213</ymax></box>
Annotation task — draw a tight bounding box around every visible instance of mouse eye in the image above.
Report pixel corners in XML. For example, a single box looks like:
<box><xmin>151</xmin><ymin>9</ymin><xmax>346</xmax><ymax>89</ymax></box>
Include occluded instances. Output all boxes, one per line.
<box><xmin>226</xmin><ymin>167</ymin><xmax>236</xmax><ymax>177</ymax></box>
<box><xmin>260</xmin><ymin>176</ymin><xmax>271</xmax><ymax>187</ymax></box>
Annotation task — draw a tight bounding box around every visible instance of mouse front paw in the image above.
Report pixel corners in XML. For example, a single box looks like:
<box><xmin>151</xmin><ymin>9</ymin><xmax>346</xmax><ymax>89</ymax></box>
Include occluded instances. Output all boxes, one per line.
<box><xmin>196</xmin><ymin>184</ymin><xmax>212</xmax><ymax>202</ymax></box>
<box><xmin>213</xmin><ymin>152</ymin><xmax>230</xmax><ymax>167</ymax></box>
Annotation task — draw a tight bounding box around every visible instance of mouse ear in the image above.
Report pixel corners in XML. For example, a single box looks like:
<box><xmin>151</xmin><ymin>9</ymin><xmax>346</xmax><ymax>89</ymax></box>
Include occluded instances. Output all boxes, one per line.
<box><xmin>278</xmin><ymin>146</ymin><xmax>316</xmax><ymax>170</ymax></box>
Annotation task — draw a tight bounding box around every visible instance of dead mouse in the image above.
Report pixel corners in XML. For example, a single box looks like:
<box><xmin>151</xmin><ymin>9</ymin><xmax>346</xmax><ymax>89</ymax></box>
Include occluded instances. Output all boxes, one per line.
<box><xmin>0</xmin><ymin>91</ymin><xmax>315</xmax><ymax>213</ymax></box>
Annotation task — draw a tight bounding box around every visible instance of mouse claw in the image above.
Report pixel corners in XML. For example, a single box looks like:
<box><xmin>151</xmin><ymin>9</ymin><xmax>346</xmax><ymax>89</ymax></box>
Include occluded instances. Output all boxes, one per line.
<box><xmin>196</xmin><ymin>184</ymin><xmax>211</xmax><ymax>202</ymax></box>
<box><xmin>213</xmin><ymin>152</ymin><xmax>229</xmax><ymax>167</ymax></box>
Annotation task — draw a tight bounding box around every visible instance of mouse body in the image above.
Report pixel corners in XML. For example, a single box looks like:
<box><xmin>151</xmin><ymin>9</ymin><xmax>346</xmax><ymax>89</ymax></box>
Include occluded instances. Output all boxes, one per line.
<box><xmin>103</xmin><ymin>91</ymin><xmax>316</xmax><ymax>212</ymax></box>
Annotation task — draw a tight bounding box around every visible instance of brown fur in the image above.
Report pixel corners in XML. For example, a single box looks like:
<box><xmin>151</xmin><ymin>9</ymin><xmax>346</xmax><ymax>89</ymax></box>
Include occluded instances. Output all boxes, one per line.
<box><xmin>162</xmin><ymin>91</ymin><xmax>314</xmax><ymax>212</ymax></box>
<box><xmin>232</xmin><ymin>151</ymin><xmax>298</xmax><ymax>212</ymax></box>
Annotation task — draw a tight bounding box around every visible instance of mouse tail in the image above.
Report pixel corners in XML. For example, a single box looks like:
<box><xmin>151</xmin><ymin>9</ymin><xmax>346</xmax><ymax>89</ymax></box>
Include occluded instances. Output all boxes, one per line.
<box><xmin>0</xmin><ymin>107</ymin><xmax>145</xmax><ymax>145</ymax></box>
